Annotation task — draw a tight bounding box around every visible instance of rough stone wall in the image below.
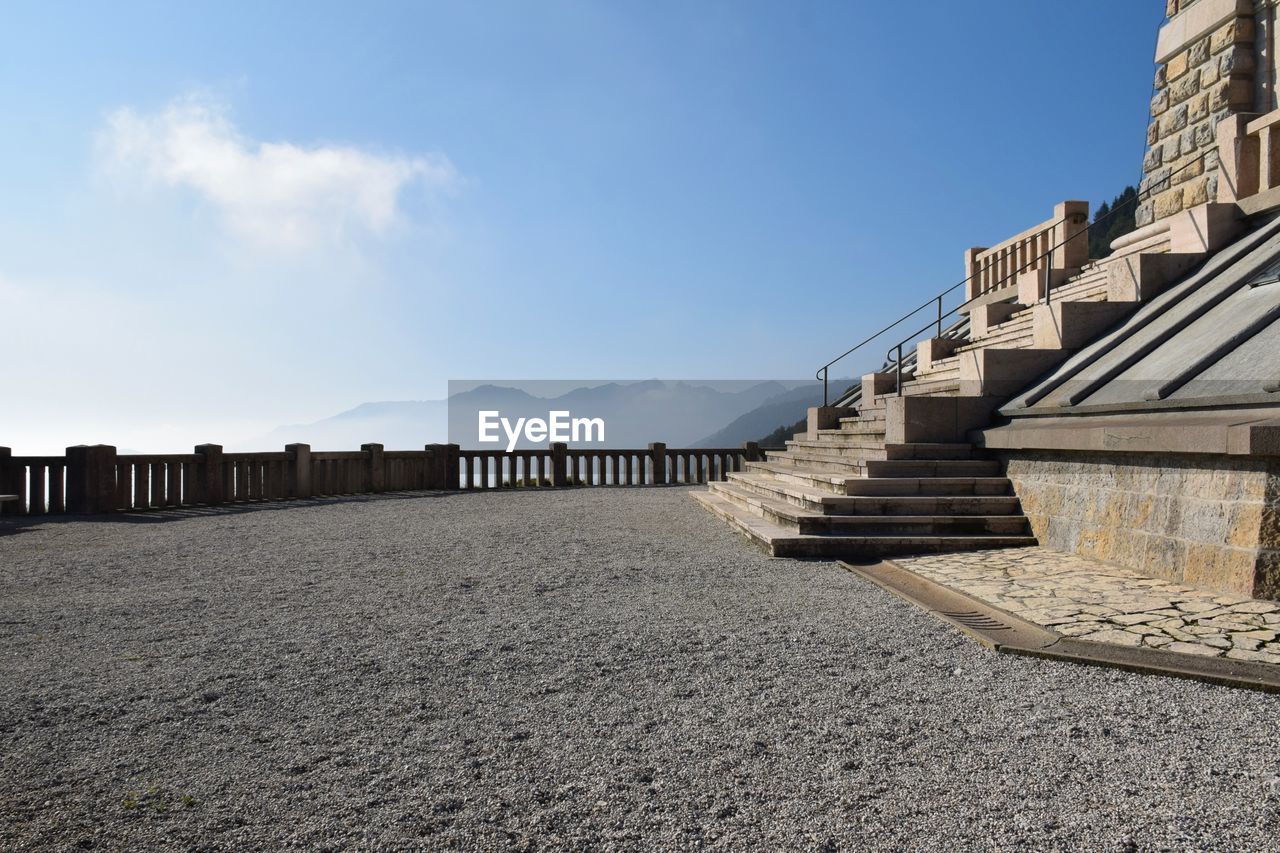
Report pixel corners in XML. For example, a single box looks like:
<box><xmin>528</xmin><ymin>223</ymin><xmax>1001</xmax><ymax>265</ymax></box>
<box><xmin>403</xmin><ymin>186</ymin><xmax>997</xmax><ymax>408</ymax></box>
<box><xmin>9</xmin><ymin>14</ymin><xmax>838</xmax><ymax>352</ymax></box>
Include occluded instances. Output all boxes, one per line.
<box><xmin>999</xmin><ymin>451</ymin><xmax>1280</xmax><ymax>598</ymax></box>
<box><xmin>1137</xmin><ymin>1</ymin><xmax>1259</xmax><ymax>227</ymax></box>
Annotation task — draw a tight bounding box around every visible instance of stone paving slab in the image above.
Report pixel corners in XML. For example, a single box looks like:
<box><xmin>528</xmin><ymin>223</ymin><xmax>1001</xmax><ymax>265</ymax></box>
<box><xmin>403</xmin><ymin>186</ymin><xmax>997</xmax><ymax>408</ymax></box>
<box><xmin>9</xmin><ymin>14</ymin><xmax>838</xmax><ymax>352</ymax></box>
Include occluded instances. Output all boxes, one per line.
<box><xmin>893</xmin><ymin>547</ymin><xmax>1280</xmax><ymax>665</ymax></box>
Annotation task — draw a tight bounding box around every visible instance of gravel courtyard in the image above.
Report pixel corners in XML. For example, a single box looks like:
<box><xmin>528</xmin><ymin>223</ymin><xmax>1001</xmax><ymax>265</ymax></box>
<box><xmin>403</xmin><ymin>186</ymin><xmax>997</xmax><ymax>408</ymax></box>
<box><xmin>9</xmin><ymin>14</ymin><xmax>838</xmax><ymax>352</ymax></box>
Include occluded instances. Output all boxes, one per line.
<box><xmin>3</xmin><ymin>487</ymin><xmax>1280</xmax><ymax>851</ymax></box>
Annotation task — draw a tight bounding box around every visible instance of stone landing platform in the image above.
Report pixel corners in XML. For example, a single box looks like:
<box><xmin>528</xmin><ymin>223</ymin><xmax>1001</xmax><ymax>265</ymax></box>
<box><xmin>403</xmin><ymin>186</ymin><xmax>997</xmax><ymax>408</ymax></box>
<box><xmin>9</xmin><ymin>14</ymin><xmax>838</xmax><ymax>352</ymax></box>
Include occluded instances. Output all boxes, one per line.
<box><xmin>850</xmin><ymin>546</ymin><xmax>1280</xmax><ymax>690</ymax></box>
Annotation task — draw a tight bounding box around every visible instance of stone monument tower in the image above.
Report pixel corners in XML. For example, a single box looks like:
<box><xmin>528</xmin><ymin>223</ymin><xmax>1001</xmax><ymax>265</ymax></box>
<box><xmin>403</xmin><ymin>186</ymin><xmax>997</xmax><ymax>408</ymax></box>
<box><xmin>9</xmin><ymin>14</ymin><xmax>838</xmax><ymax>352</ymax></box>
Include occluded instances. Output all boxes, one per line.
<box><xmin>1139</xmin><ymin>0</ymin><xmax>1279</xmax><ymax>226</ymax></box>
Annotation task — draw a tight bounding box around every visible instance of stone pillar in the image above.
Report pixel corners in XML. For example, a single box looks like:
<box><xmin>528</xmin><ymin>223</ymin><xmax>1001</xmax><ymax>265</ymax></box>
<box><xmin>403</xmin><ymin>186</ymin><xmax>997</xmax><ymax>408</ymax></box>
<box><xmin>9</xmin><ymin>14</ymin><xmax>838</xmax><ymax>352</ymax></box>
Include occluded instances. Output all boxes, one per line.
<box><xmin>551</xmin><ymin>442</ymin><xmax>568</xmax><ymax>487</ymax></box>
<box><xmin>195</xmin><ymin>444</ymin><xmax>224</xmax><ymax>505</ymax></box>
<box><xmin>285</xmin><ymin>443</ymin><xmax>310</xmax><ymax>498</ymax></box>
<box><xmin>0</xmin><ymin>447</ymin><xmax>17</xmax><ymax>515</ymax></box>
<box><xmin>434</xmin><ymin>443</ymin><xmax>460</xmax><ymax>489</ymax></box>
<box><xmin>1217</xmin><ymin>112</ymin><xmax>1261</xmax><ymax>201</ymax></box>
<box><xmin>1053</xmin><ymin>200</ymin><xmax>1090</xmax><ymax>270</ymax></box>
<box><xmin>964</xmin><ymin>247</ymin><xmax>988</xmax><ymax>301</ymax></box>
<box><xmin>648</xmin><ymin>442</ymin><xmax>667</xmax><ymax>485</ymax></box>
<box><xmin>361</xmin><ymin>443</ymin><xmax>385</xmax><ymax>493</ymax></box>
<box><xmin>66</xmin><ymin>444</ymin><xmax>117</xmax><ymax>515</ymax></box>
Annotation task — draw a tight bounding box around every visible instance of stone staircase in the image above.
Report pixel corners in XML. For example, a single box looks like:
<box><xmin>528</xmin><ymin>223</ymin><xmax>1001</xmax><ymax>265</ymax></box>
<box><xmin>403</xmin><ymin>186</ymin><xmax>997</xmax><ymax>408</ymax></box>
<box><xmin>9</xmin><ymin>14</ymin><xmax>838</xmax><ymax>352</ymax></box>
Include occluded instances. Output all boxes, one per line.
<box><xmin>694</xmin><ymin>199</ymin><xmax>1237</xmax><ymax>560</ymax></box>
<box><xmin>692</xmin><ymin>400</ymin><xmax>1037</xmax><ymax>558</ymax></box>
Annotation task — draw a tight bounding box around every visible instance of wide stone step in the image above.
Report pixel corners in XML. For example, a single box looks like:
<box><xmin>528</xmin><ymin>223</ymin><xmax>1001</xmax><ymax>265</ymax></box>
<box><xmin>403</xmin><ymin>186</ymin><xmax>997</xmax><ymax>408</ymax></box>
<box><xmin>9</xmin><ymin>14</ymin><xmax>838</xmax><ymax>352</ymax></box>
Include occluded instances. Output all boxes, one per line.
<box><xmin>827</xmin><ymin>420</ymin><xmax>887</xmax><ymax>437</ymax></box>
<box><xmin>882</xmin><ymin>443</ymin><xmax>974</xmax><ymax>460</ymax></box>
<box><xmin>893</xmin><ymin>377</ymin><xmax>961</xmax><ymax>398</ymax></box>
<box><xmin>741</xmin><ymin>461</ymin><xmax>854</xmax><ymax>493</ymax></box>
<box><xmin>724</xmin><ymin>472</ymin><xmax>1021</xmax><ymax>516</ymax></box>
<box><xmin>786</xmin><ymin>436</ymin><xmax>886</xmax><ymax>452</ymax></box>
<box><xmin>783</xmin><ymin>439</ymin><xmax>886</xmax><ymax>458</ymax></box>
<box><xmin>838</xmin><ymin>414</ymin><xmax>886</xmax><ymax>429</ymax></box>
<box><xmin>710</xmin><ymin>481</ymin><xmax>1028</xmax><ymax>536</ymax></box>
<box><xmin>741</xmin><ymin>461</ymin><xmax>1014</xmax><ymax>497</ymax></box>
<box><xmin>691</xmin><ymin>491</ymin><xmax>1038</xmax><ymax>559</ymax></box>
<box><xmin>842</xmin><ymin>476</ymin><xmax>1013</xmax><ymax>496</ymax></box>
<box><xmin>864</xmin><ymin>458</ymin><xmax>1001</xmax><ymax>478</ymax></box>
<box><xmin>764</xmin><ymin>450</ymin><xmax>873</xmax><ymax>473</ymax></box>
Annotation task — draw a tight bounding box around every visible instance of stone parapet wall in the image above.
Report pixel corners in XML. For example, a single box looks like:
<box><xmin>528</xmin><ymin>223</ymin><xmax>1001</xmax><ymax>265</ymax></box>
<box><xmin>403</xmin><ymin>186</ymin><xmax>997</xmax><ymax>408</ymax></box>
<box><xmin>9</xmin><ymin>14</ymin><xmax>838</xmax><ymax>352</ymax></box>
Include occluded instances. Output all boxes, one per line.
<box><xmin>1138</xmin><ymin>0</ymin><xmax>1262</xmax><ymax>227</ymax></box>
<box><xmin>998</xmin><ymin>450</ymin><xmax>1280</xmax><ymax>598</ymax></box>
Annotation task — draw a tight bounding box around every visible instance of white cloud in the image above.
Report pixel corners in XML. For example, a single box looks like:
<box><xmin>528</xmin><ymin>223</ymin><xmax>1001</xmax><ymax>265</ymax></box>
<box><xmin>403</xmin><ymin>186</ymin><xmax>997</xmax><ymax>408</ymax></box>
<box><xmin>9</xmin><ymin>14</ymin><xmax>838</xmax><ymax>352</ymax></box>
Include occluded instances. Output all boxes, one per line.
<box><xmin>98</xmin><ymin>96</ymin><xmax>456</xmax><ymax>251</ymax></box>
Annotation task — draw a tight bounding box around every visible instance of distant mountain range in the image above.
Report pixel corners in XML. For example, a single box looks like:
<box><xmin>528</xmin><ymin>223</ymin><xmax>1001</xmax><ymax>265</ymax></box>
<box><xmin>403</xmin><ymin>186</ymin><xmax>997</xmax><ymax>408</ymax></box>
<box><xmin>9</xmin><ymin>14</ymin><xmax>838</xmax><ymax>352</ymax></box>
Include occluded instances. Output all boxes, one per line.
<box><xmin>239</xmin><ymin>380</ymin><xmax>826</xmax><ymax>451</ymax></box>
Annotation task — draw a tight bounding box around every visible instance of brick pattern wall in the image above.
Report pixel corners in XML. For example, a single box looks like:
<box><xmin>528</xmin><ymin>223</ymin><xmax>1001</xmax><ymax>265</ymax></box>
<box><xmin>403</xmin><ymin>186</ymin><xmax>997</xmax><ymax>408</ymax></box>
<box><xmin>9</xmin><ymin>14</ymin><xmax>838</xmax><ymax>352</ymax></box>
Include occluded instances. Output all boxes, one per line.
<box><xmin>1137</xmin><ymin>6</ymin><xmax>1257</xmax><ymax>227</ymax></box>
<box><xmin>1000</xmin><ymin>451</ymin><xmax>1280</xmax><ymax>598</ymax></box>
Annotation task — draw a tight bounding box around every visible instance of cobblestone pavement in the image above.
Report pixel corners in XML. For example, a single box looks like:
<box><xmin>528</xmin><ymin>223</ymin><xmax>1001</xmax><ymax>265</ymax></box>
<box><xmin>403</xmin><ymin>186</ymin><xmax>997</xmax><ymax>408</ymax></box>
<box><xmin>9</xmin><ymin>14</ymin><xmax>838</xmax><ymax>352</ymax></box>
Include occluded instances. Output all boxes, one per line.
<box><xmin>894</xmin><ymin>547</ymin><xmax>1280</xmax><ymax>663</ymax></box>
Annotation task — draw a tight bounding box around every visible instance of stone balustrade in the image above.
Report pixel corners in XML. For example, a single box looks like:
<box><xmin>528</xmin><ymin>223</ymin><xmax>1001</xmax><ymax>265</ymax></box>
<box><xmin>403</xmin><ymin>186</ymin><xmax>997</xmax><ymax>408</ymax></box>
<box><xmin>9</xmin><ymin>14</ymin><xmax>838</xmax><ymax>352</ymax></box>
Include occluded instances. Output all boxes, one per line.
<box><xmin>0</xmin><ymin>441</ymin><xmax>761</xmax><ymax>515</ymax></box>
<box><xmin>963</xmin><ymin>201</ymin><xmax>1089</xmax><ymax>304</ymax></box>
<box><xmin>457</xmin><ymin>443</ymin><xmax>756</xmax><ymax>489</ymax></box>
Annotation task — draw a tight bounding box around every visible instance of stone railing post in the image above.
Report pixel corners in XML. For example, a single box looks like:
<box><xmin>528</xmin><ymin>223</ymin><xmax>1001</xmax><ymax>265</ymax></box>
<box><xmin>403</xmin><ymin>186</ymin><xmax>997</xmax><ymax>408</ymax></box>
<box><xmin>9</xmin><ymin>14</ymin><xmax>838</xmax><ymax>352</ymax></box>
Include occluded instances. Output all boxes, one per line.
<box><xmin>964</xmin><ymin>247</ymin><xmax>988</xmax><ymax>300</ymax></box>
<box><xmin>195</xmin><ymin>444</ymin><xmax>224</xmax><ymax>505</ymax></box>
<box><xmin>429</xmin><ymin>443</ymin><xmax>460</xmax><ymax>489</ymax></box>
<box><xmin>1054</xmin><ymin>200</ymin><xmax>1090</xmax><ymax>270</ymax></box>
<box><xmin>551</xmin><ymin>442</ymin><xmax>568</xmax><ymax>487</ymax></box>
<box><xmin>0</xmin><ymin>447</ymin><xmax>17</xmax><ymax>515</ymax></box>
<box><xmin>648</xmin><ymin>442</ymin><xmax>667</xmax><ymax>485</ymax></box>
<box><xmin>741</xmin><ymin>441</ymin><xmax>760</xmax><ymax>463</ymax></box>
<box><xmin>66</xmin><ymin>444</ymin><xmax>117</xmax><ymax>514</ymax></box>
<box><xmin>285</xmin><ymin>443</ymin><xmax>311</xmax><ymax>498</ymax></box>
<box><xmin>361</xmin><ymin>443</ymin><xmax>385</xmax><ymax>493</ymax></box>
<box><xmin>1217</xmin><ymin>113</ymin><xmax>1261</xmax><ymax>203</ymax></box>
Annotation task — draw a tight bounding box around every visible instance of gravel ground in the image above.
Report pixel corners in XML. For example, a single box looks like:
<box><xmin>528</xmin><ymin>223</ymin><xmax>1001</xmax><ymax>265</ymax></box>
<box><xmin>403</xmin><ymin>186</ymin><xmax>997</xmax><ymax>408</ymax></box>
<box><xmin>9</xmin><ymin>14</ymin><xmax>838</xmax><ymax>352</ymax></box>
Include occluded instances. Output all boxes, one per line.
<box><xmin>3</xmin><ymin>486</ymin><xmax>1280</xmax><ymax>852</ymax></box>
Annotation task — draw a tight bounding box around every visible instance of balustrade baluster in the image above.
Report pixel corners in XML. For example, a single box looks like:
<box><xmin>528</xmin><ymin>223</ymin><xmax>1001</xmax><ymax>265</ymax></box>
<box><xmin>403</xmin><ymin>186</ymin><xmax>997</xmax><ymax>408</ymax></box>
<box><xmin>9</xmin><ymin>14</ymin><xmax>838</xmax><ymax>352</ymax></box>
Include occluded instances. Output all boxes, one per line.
<box><xmin>29</xmin><ymin>464</ymin><xmax>45</xmax><ymax>515</ymax></box>
<box><xmin>49</xmin><ymin>464</ymin><xmax>65</xmax><ymax>513</ymax></box>
<box><xmin>132</xmin><ymin>462</ymin><xmax>148</xmax><ymax>509</ymax></box>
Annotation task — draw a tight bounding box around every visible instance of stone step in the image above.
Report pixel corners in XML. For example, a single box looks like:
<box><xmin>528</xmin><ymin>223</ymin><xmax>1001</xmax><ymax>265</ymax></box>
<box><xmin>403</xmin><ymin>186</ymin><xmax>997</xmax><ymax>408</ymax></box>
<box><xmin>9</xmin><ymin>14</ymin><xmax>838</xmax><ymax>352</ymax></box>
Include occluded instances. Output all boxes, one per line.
<box><xmin>764</xmin><ymin>450</ymin><xmax>874</xmax><ymax>472</ymax></box>
<box><xmin>708</xmin><ymin>482</ymin><xmax>1031</xmax><ymax>536</ymax></box>
<box><xmin>724</xmin><ymin>472</ymin><xmax>1022</xmax><ymax>515</ymax></box>
<box><xmin>864</xmin><ymin>458</ymin><xmax>1002</xmax><ymax>478</ymax></box>
<box><xmin>963</xmin><ymin>324</ymin><xmax>1034</xmax><ymax>352</ymax></box>
<box><xmin>741</xmin><ymin>461</ymin><xmax>1013</xmax><ymax>496</ymax></box>
<box><xmin>783</xmin><ymin>440</ymin><xmax>975</xmax><ymax>461</ymax></box>
<box><xmin>1051</xmin><ymin>269</ymin><xmax>1109</xmax><ymax>303</ymax></box>
<box><xmin>741</xmin><ymin>461</ymin><xmax>855</xmax><ymax>493</ymax></box>
<box><xmin>786</xmin><ymin>436</ymin><xmax>886</xmax><ymax>452</ymax></box>
<box><xmin>909</xmin><ymin>367</ymin><xmax>961</xmax><ymax>387</ymax></box>
<box><xmin>829</xmin><ymin>418</ymin><xmax>887</xmax><ymax>436</ymax></box>
<box><xmin>897</xmin><ymin>376</ymin><xmax>962</xmax><ymax>397</ymax></box>
<box><xmin>691</xmin><ymin>490</ymin><xmax>1038</xmax><ymax>559</ymax></box>
<box><xmin>842</xmin><ymin>476</ymin><xmax>1013</xmax><ymax>496</ymax></box>
<box><xmin>883</xmin><ymin>443</ymin><xmax>975</xmax><ymax>460</ymax></box>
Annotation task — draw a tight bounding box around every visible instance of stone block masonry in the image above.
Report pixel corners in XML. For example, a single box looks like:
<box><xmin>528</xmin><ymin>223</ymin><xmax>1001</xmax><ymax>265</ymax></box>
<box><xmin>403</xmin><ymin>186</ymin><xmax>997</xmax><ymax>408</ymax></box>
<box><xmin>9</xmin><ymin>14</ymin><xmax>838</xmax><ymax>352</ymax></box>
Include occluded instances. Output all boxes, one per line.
<box><xmin>1138</xmin><ymin>0</ymin><xmax>1265</xmax><ymax>227</ymax></box>
<box><xmin>997</xmin><ymin>450</ymin><xmax>1280</xmax><ymax>599</ymax></box>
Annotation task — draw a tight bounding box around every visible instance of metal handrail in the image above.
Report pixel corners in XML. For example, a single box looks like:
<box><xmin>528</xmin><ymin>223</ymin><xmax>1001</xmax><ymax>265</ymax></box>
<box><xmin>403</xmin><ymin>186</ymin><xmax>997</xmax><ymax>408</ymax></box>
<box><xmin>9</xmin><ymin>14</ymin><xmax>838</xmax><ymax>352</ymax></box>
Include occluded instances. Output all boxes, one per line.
<box><xmin>814</xmin><ymin>283</ymin><xmax>968</xmax><ymax>405</ymax></box>
<box><xmin>816</xmin><ymin>147</ymin><xmax>1215</xmax><ymax>406</ymax></box>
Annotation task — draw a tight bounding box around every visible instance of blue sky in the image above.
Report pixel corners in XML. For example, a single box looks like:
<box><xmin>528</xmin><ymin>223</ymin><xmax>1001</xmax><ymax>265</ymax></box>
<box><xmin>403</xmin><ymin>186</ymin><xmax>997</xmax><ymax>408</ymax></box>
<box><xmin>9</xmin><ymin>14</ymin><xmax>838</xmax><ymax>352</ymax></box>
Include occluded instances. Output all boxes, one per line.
<box><xmin>2</xmin><ymin>0</ymin><xmax>1166</xmax><ymax>453</ymax></box>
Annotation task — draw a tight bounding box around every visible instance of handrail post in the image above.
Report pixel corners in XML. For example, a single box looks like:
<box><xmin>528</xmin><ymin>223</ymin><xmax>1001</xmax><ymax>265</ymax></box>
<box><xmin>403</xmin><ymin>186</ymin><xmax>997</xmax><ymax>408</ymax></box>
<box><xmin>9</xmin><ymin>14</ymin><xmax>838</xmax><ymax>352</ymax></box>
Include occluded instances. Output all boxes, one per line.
<box><xmin>822</xmin><ymin>367</ymin><xmax>828</xmax><ymax>407</ymax></box>
<box><xmin>936</xmin><ymin>295</ymin><xmax>942</xmax><ymax>337</ymax></box>
<box><xmin>895</xmin><ymin>344</ymin><xmax>903</xmax><ymax>397</ymax></box>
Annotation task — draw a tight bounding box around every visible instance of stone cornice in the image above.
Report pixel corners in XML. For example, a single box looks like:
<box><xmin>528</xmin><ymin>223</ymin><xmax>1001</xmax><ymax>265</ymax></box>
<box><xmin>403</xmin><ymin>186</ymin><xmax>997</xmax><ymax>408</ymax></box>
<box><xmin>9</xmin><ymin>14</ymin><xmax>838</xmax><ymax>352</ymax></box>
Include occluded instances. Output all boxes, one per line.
<box><xmin>1156</xmin><ymin>0</ymin><xmax>1253</xmax><ymax>63</ymax></box>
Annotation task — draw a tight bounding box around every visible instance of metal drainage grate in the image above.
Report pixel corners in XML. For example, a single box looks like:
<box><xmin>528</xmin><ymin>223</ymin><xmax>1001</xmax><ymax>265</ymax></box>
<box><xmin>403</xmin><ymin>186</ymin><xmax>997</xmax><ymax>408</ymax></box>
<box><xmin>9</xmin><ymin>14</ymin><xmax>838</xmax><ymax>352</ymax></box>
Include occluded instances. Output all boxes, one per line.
<box><xmin>940</xmin><ymin>610</ymin><xmax>1012</xmax><ymax>631</ymax></box>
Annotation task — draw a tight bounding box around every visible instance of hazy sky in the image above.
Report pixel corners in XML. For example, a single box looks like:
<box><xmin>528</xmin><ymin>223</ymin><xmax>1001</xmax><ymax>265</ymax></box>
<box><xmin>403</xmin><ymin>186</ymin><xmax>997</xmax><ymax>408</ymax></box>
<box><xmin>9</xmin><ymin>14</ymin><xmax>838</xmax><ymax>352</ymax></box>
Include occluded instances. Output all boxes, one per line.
<box><xmin>2</xmin><ymin>1</ymin><xmax>1165</xmax><ymax>453</ymax></box>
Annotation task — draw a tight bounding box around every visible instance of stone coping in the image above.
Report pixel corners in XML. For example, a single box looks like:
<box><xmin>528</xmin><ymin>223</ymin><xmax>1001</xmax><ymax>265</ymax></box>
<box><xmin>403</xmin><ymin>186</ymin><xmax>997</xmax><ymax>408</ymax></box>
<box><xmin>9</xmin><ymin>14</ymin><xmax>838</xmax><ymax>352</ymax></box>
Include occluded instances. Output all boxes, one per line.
<box><xmin>977</xmin><ymin>406</ymin><xmax>1280</xmax><ymax>457</ymax></box>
